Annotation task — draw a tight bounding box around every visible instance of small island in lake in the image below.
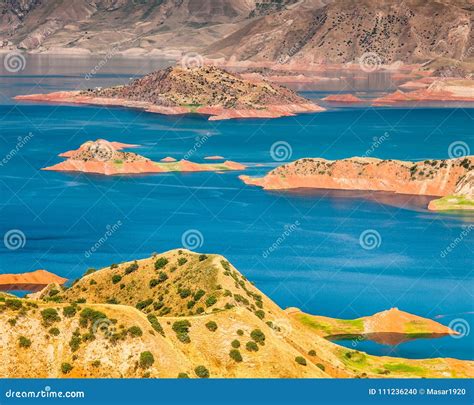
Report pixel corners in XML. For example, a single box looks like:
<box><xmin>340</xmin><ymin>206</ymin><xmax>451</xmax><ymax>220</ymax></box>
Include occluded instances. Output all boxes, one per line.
<box><xmin>15</xmin><ymin>66</ymin><xmax>324</xmax><ymax>121</ymax></box>
<box><xmin>240</xmin><ymin>156</ymin><xmax>474</xmax><ymax>211</ymax></box>
<box><xmin>43</xmin><ymin>139</ymin><xmax>246</xmax><ymax>176</ymax></box>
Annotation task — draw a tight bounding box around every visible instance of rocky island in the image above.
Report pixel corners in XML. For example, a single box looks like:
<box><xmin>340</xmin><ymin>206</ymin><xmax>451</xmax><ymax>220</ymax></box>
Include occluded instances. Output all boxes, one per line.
<box><xmin>43</xmin><ymin>139</ymin><xmax>246</xmax><ymax>176</ymax></box>
<box><xmin>287</xmin><ymin>307</ymin><xmax>458</xmax><ymax>345</ymax></box>
<box><xmin>373</xmin><ymin>79</ymin><xmax>474</xmax><ymax>106</ymax></box>
<box><xmin>240</xmin><ymin>156</ymin><xmax>474</xmax><ymax>211</ymax></box>
<box><xmin>1</xmin><ymin>249</ymin><xmax>472</xmax><ymax>379</ymax></box>
<box><xmin>14</xmin><ymin>66</ymin><xmax>324</xmax><ymax>121</ymax></box>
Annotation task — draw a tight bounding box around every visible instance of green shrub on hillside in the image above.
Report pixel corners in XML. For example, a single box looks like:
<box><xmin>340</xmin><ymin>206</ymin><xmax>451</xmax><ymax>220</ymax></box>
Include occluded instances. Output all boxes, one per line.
<box><xmin>124</xmin><ymin>262</ymin><xmax>139</xmax><ymax>275</ymax></box>
<box><xmin>231</xmin><ymin>339</ymin><xmax>240</xmax><ymax>348</ymax></box>
<box><xmin>172</xmin><ymin>320</ymin><xmax>191</xmax><ymax>343</ymax></box>
<box><xmin>18</xmin><ymin>336</ymin><xmax>31</xmax><ymax>348</ymax></box>
<box><xmin>128</xmin><ymin>326</ymin><xmax>143</xmax><ymax>337</ymax></box>
<box><xmin>250</xmin><ymin>329</ymin><xmax>265</xmax><ymax>345</ymax></box>
<box><xmin>316</xmin><ymin>363</ymin><xmax>325</xmax><ymax>371</ymax></box>
<box><xmin>194</xmin><ymin>290</ymin><xmax>205</xmax><ymax>301</ymax></box>
<box><xmin>179</xmin><ymin>288</ymin><xmax>191</xmax><ymax>299</ymax></box>
<box><xmin>199</xmin><ymin>254</ymin><xmax>208</xmax><ymax>262</ymax></box>
<box><xmin>154</xmin><ymin>257</ymin><xmax>168</xmax><ymax>270</ymax></box>
<box><xmin>246</xmin><ymin>341</ymin><xmax>259</xmax><ymax>352</ymax></box>
<box><xmin>147</xmin><ymin>315</ymin><xmax>164</xmax><ymax>336</ymax></box>
<box><xmin>136</xmin><ymin>299</ymin><xmax>153</xmax><ymax>310</ymax></box>
<box><xmin>205</xmin><ymin>321</ymin><xmax>218</xmax><ymax>332</ymax></box>
<box><xmin>205</xmin><ymin>295</ymin><xmax>217</xmax><ymax>307</ymax></box>
<box><xmin>49</xmin><ymin>327</ymin><xmax>60</xmax><ymax>336</ymax></box>
<box><xmin>139</xmin><ymin>351</ymin><xmax>154</xmax><ymax>369</ymax></box>
<box><xmin>5</xmin><ymin>299</ymin><xmax>23</xmax><ymax>310</ymax></box>
<box><xmin>41</xmin><ymin>308</ymin><xmax>61</xmax><ymax>324</ymax></box>
<box><xmin>308</xmin><ymin>350</ymin><xmax>317</xmax><ymax>356</ymax></box>
<box><xmin>194</xmin><ymin>365</ymin><xmax>210</xmax><ymax>378</ymax></box>
<box><xmin>177</xmin><ymin>258</ymin><xmax>188</xmax><ymax>266</ymax></box>
<box><xmin>62</xmin><ymin>305</ymin><xmax>77</xmax><ymax>318</ymax></box>
<box><xmin>229</xmin><ymin>349</ymin><xmax>243</xmax><ymax>362</ymax></box>
<box><xmin>61</xmin><ymin>363</ymin><xmax>73</xmax><ymax>374</ymax></box>
<box><xmin>178</xmin><ymin>372</ymin><xmax>189</xmax><ymax>378</ymax></box>
<box><xmin>295</xmin><ymin>356</ymin><xmax>307</xmax><ymax>366</ymax></box>
<box><xmin>112</xmin><ymin>275</ymin><xmax>122</xmax><ymax>284</ymax></box>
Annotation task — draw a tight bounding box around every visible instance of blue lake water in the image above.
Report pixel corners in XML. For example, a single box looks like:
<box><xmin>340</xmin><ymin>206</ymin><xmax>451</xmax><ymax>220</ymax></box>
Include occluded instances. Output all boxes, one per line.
<box><xmin>0</xmin><ymin>57</ymin><xmax>473</xmax><ymax>360</ymax></box>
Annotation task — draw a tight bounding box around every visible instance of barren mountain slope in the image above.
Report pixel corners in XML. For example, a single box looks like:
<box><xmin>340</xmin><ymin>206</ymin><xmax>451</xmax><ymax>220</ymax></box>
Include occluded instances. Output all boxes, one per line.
<box><xmin>0</xmin><ymin>0</ymin><xmax>299</xmax><ymax>53</ymax></box>
<box><xmin>207</xmin><ymin>0</ymin><xmax>474</xmax><ymax>65</ymax></box>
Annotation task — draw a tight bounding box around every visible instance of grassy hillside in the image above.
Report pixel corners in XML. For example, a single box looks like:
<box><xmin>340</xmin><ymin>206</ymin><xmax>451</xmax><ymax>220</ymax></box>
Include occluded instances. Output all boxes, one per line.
<box><xmin>1</xmin><ymin>249</ymin><xmax>473</xmax><ymax>378</ymax></box>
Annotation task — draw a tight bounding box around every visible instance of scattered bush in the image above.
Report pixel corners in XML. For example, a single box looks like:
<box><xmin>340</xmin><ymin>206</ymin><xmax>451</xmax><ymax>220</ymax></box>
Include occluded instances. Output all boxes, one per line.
<box><xmin>194</xmin><ymin>290</ymin><xmax>205</xmax><ymax>301</ymax></box>
<box><xmin>110</xmin><ymin>263</ymin><xmax>119</xmax><ymax>269</ymax></box>
<box><xmin>316</xmin><ymin>363</ymin><xmax>325</xmax><ymax>371</ymax></box>
<box><xmin>229</xmin><ymin>349</ymin><xmax>243</xmax><ymax>362</ymax></box>
<box><xmin>178</xmin><ymin>372</ymin><xmax>189</xmax><ymax>378</ymax></box>
<box><xmin>205</xmin><ymin>321</ymin><xmax>218</xmax><ymax>332</ymax></box>
<box><xmin>41</xmin><ymin>308</ymin><xmax>60</xmax><ymax>324</ymax></box>
<box><xmin>124</xmin><ymin>262</ymin><xmax>139</xmax><ymax>275</ymax></box>
<box><xmin>157</xmin><ymin>272</ymin><xmax>168</xmax><ymax>283</ymax></box>
<box><xmin>237</xmin><ymin>329</ymin><xmax>244</xmax><ymax>336</ymax></box>
<box><xmin>147</xmin><ymin>314</ymin><xmax>164</xmax><ymax>336</ymax></box>
<box><xmin>63</xmin><ymin>305</ymin><xmax>77</xmax><ymax>318</ymax></box>
<box><xmin>231</xmin><ymin>339</ymin><xmax>240</xmax><ymax>348</ymax></box>
<box><xmin>69</xmin><ymin>335</ymin><xmax>81</xmax><ymax>352</ymax></box>
<box><xmin>154</xmin><ymin>257</ymin><xmax>168</xmax><ymax>270</ymax></box>
<box><xmin>139</xmin><ymin>351</ymin><xmax>155</xmax><ymax>369</ymax></box>
<box><xmin>136</xmin><ymin>299</ymin><xmax>153</xmax><ymax>310</ymax></box>
<box><xmin>295</xmin><ymin>356</ymin><xmax>307</xmax><ymax>366</ymax></box>
<box><xmin>18</xmin><ymin>336</ymin><xmax>31</xmax><ymax>348</ymax></box>
<box><xmin>49</xmin><ymin>327</ymin><xmax>60</xmax><ymax>336</ymax></box>
<box><xmin>179</xmin><ymin>288</ymin><xmax>191</xmax><ymax>299</ymax></box>
<box><xmin>250</xmin><ymin>329</ymin><xmax>265</xmax><ymax>345</ymax></box>
<box><xmin>92</xmin><ymin>360</ymin><xmax>101</xmax><ymax>368</ymax></box>
<box><xmin>172</xmin><ymin>320</ymin><xmax>191</xmax><ymax>343</ymax></box>
<box><xmin>194</xmin><ymin>365</ymin><xmax>209</xmax><ymax>378</ymax></box>
<box><xmin>84</xmin><ymin>268</ymin><xmax>96</xmax><ymax>276</ymax></box>
<box><xmin>308</xmin><ymin>350</ymin><xmax>316</xmax><ymax>357</ymax></box>
<box><xmin>61</xmin><ymin>363</ymin><xmax>73</xmax><ymax>374</ymax></box>
<box><xmin>199</xmin><ymin>254</ymin><xmax>208</xmax><ymax>262</ymax></box>
<box><xmin>128</xmin><ymin>326</ymin><xmax>143</xmax><ymax>337</ymax></box>
<box><xmin>205</xmin><ymin>295</ymin><xmax>217</xmax><ymax>307</ymax></box>
<box><xmin>177</xmin><ymin>258</ymin><xmax>188</xmax><ymax>266</ymax></box>
<box><xmin>254</xmin><ymin>310</ymin><xmax>265</xmax><ymax>319</ymax></box>
<box><xmin>112</xmin><ymin>275</ymin><xmax>122</xmax><ymax>284</ymax></box>
<box><xmin>245</xmin><ymin>341</ymin><xmax>259</xmax><ymax>352</ymax></box>
<box><xmin>6</xmin><ymin>299</ymin><xmax>23</xmax><ymax>310</ymax></box>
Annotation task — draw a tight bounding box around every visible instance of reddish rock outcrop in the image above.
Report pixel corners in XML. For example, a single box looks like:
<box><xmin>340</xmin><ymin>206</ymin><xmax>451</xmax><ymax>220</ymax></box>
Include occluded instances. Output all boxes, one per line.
<box><xmin>43</xmin><ymin>139</ymin><xmax>246</xmax><ymax>176</ymax></box>
<box><xmin>240</xmin><ymin>156</ymin><xmax>474</xmax><ymax>206</ymax></box>
<box><xmin>0</xmin><ymin>270</ymin><xmax>67</xmax><ymax>292</ymax></box>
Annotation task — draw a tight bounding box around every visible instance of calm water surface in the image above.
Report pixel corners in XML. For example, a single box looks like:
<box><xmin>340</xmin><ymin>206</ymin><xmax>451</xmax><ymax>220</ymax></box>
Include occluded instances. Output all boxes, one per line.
<box><xmin>0</xmin><ymin>56</ymin><xmax>473</xmax><ymax>360</ymax></box>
